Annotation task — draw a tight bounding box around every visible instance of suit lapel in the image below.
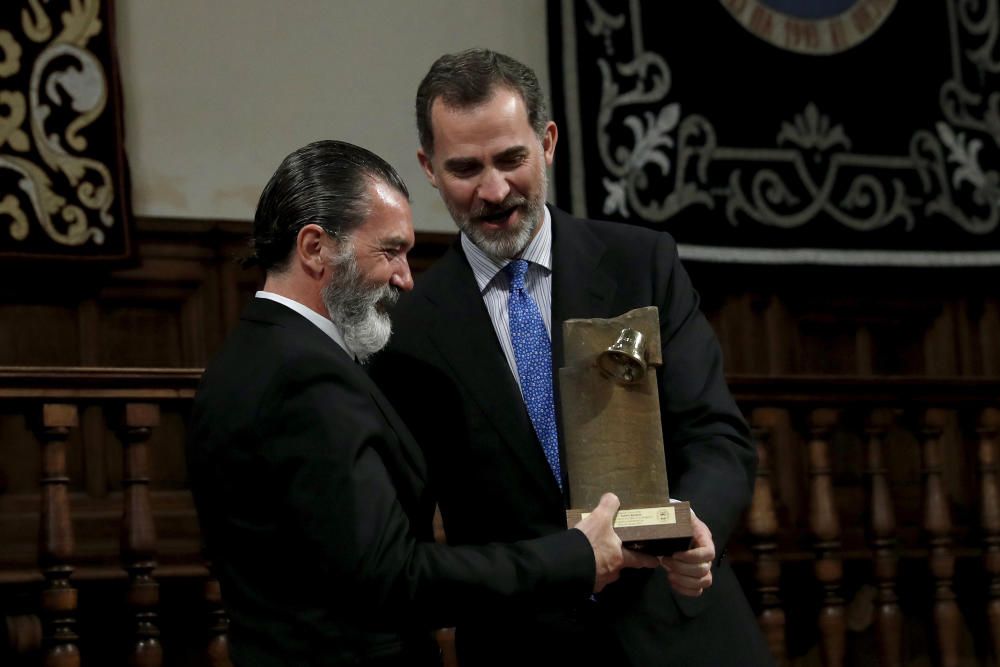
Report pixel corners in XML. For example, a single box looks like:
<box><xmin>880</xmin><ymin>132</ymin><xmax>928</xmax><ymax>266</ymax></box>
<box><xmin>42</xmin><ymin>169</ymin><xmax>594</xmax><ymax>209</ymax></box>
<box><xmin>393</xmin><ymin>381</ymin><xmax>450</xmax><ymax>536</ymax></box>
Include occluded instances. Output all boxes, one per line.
<box><xmin>244</xmin><ymin>297</ymin><xmax>428</xmax><ymax>487</ymax></box>
<box><xmin>420</xmin><ymin>243</ymin><xmax>561</xmax><ymax>501</ymax></box>
<box><xmin>363</xmin><ymin>377</ymin><xmax>428</xmax><ymax>482</ymax></box>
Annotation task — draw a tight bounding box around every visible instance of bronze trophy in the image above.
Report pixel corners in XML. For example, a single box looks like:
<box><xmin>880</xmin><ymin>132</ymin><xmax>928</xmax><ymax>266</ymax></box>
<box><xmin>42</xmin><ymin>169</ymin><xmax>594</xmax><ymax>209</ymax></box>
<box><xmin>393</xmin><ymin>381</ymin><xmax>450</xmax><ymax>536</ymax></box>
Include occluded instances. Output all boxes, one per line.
<box><xmin>561</xmin><ymin>307</ymin><xmax>693</xmax><ymax>554</ymax></box>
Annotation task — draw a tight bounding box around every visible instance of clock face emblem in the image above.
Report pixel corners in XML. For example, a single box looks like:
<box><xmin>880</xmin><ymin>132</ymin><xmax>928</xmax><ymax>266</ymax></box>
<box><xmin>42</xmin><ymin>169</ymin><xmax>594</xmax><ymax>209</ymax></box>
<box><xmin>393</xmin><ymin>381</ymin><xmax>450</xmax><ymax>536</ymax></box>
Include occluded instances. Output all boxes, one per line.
<box><xmin>720</xmin><ymin>0</ymin><xmax>898</xmax><ymax>55</ymax></box>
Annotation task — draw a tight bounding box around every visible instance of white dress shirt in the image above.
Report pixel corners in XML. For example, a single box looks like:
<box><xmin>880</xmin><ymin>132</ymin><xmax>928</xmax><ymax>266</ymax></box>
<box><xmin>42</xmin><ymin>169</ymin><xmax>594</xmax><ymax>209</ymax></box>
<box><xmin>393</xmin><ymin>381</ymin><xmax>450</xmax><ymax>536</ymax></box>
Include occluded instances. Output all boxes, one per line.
<box><xmin>461</xmin><ymin>206</ymin><xmax>553</xmax><ymax>395</ymax></box>
<box><xmin>255</xmin><ymin>291</ymin><xmax>352</xmax><ymax>358</ymax></box>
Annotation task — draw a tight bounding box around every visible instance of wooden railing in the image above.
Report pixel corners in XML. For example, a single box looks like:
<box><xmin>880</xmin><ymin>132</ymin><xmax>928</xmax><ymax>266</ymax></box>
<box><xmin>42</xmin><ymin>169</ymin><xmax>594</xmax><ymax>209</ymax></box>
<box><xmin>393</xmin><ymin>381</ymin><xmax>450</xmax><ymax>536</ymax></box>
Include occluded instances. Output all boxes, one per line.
<box><xmin>729</xmin><ymin>376</ymin><xmax>1000</xmax><ymax>667</ymax></box>
<box><xmin>0</xmin><ymin>367</ymin><xmax>227</xmax><ymax>667</ymax></box>
<box><xmin>1</xmin><ymin>369</ymin><xmax>998</xmax><ymax>666</ymax></box>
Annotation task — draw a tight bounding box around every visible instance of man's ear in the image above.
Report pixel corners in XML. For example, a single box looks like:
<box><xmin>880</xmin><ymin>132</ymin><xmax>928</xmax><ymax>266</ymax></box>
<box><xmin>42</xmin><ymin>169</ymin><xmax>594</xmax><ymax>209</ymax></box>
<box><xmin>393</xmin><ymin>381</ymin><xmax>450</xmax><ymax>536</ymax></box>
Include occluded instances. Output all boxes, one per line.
<box><xmin>296</xmin><ymin>224</ymin><xmax>329</xmax><ymax>277</ymax></box>
<box><xmin>542</xmin><ymin>121</ymin><xmax>558</xmax><ymax>167</ymax></box>
<box><xmin>417</xmin><ymin>149</ymin><xmax>439</xmax><ymax>189</ymax></box>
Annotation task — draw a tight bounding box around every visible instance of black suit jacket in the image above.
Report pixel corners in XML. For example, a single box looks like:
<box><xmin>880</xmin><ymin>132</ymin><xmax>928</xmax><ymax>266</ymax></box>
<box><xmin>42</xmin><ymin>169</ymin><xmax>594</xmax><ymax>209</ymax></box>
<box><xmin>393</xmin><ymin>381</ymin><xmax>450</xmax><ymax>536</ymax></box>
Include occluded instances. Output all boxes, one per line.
<box><xmin>371</xmin><ymin>207</ymin><xmax>772</xmax><ymax>666</ymax></box>
<box><xmin>188</xmin><ymin>297</ymin><xmax>596</xmax><ymax>667</ymax></box>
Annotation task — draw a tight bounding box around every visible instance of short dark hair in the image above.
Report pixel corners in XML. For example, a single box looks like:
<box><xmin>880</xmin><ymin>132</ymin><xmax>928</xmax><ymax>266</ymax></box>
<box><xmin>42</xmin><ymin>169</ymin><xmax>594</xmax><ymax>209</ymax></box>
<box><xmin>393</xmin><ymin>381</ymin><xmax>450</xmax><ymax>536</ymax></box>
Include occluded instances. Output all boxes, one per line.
<box><xmin>250</xmin><ymin>140</ymin><xmax>409</xmax><ymax>273</ymax></box>
<box><xmin>415</xmin><ymin>48</ymin><xmax>549</xmax><ymax>156</ymax></box>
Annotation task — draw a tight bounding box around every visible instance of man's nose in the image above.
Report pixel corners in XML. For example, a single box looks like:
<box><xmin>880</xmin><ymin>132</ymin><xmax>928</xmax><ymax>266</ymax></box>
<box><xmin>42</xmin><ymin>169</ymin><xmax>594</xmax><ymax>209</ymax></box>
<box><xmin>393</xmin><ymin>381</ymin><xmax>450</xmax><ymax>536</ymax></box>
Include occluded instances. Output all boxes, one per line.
<box><xmin>477</xmin><ymin>168</ymin><xmax>510</xmax><ymax>204</ymax></box>
<box><xmin>391</xmin><ymin>258</ymin><xmax>414</xmax><ymax>292</ymax></box>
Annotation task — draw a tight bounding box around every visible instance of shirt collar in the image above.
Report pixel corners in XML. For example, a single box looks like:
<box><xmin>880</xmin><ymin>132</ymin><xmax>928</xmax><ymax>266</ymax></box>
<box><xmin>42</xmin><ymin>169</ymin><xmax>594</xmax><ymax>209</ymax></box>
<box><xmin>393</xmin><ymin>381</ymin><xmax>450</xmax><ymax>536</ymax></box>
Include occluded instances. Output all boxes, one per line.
<box><xmin>255</xmin><ymin>290</ymin><xmax>352</xmax><ymax>356</ymax></box>
<box><xmin>461</xmin><ymin>205</ymin><xmax>553</xmax><ymax>294</ymax></box>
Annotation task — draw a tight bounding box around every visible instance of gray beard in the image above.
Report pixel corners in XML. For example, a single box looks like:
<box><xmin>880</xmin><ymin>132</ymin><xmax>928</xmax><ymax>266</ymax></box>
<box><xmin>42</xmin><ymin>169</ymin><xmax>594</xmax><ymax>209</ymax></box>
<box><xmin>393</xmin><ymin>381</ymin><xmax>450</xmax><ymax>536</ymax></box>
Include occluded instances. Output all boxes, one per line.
<box><xmin>451</xmin><ymin>166</ymin><xmax>548</xmax><ymax>260</ymax></box>
<box><xmin>322</xmin><ymin>243</ymin><xmax>399</xmax><ymax>363</ymax></box>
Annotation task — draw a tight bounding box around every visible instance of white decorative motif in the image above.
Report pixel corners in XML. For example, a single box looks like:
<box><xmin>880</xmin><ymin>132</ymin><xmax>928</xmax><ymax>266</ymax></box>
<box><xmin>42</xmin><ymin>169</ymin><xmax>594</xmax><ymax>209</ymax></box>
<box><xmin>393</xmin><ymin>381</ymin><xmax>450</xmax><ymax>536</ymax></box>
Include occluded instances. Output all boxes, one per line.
<box><xmin>777</xmin><ymin>104</ymin><xmax>851</xmax><ymax>153</ymax></box>
<box><xmin>568</xmin><ymin>0</ymin><xmax>1000</xmax><ymax>259</ymax></box>
<box><xmin>0</xmin><ymin>0</ymin><xmax>114</xmax><ymax>248</ymax></box>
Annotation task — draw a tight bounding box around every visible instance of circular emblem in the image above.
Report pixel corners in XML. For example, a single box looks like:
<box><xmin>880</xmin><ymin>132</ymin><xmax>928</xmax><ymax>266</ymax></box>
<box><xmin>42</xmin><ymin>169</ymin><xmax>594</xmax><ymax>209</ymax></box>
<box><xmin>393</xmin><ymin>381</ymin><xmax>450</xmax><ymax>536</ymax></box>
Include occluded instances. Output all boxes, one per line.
<box><xmin>720</xmin><ymin>0</ymin><xmax>898</xmax><ymax>55</ymax></box>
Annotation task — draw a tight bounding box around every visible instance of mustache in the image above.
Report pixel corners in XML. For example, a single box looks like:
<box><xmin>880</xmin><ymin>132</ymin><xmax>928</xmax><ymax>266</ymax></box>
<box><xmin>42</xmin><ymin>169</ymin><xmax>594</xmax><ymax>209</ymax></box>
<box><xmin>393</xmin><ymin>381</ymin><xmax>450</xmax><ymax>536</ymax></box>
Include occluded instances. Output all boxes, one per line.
<box><xmin>471</xmin><ymin>195</ymin><xmax>528</xmax><ymax>221</ymax></box>
<box><xmin>373</xmin><ymin>282</ymin><xmax>400</xmax><ymax>311</ymax></box>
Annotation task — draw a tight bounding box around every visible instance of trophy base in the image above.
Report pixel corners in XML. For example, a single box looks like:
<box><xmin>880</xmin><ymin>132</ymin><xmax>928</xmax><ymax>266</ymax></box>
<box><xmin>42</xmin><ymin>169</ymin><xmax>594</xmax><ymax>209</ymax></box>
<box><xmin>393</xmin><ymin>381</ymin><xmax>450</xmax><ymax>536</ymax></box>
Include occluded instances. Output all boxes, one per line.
<box><xmin>566</xmin><ymin>500</ymin><xmax>694</xmax><ymax>556</ymax></box>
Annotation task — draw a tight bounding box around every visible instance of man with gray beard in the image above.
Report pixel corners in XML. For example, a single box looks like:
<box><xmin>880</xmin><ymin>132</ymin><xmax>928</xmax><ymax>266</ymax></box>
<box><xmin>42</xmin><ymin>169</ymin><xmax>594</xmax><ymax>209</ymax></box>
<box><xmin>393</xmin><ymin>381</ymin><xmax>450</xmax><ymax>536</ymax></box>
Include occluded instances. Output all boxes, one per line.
<box><xmin>187</xmin><ymin>139</ymin><xmax>656</xmax><ymax>667</ymax></box>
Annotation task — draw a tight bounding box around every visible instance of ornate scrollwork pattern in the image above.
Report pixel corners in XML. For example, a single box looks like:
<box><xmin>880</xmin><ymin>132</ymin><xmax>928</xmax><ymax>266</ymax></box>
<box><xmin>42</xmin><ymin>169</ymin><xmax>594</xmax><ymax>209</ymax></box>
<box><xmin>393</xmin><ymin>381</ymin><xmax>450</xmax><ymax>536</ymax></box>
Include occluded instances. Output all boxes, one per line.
<box><xmin>567</xmin><ymin>0</ymin><xmax>1000</xmax><ymax>264</ymax></box>
<box><xmin>0</xmin><ymin>0</ymin><xmax>124</xmax><ymax>256</ymax></box>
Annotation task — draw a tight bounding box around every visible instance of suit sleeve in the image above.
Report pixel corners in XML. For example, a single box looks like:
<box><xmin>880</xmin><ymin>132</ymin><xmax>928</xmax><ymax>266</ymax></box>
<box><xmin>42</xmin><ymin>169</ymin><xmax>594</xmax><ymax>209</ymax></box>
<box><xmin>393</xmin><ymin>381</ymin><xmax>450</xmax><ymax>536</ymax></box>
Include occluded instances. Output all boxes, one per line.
<box><xmin>260</xmin><ymin>370</ymin><xmax>594</xmax><ymax>629</ymax></box>
<box><xmin>651</xmin><ymin>233</ymin><xmax>756</xmax><ymax>553</ymax></box>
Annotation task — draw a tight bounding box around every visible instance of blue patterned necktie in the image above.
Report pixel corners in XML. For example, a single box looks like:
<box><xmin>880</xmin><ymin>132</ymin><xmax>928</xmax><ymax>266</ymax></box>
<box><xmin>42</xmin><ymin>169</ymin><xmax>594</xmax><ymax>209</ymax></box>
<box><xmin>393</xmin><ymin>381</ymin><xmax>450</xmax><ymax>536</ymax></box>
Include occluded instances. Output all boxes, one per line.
<box><xmin>504</xmin><ymin>259</ymin><xmax>562</xmax><ymax>490</ymax></box>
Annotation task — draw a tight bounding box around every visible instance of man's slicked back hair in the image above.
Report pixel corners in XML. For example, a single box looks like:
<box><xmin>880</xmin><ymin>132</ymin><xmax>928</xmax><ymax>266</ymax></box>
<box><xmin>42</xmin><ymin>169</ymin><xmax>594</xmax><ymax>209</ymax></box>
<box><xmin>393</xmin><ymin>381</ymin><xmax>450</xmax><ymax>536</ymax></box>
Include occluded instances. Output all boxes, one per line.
<box><xmin>250</xmin><ymin>140</ymin><xmax>408</xmax><ymax>274</ymax></box>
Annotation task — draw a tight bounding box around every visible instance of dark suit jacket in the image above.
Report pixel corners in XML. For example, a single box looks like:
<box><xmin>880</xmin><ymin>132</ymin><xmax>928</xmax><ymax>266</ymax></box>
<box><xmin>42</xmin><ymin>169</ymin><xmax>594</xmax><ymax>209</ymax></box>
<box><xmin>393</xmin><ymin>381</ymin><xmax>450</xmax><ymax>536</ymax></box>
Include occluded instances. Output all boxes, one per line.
<box><xmin>371</xmin><ymin>207</ymin><xmax>772</xmax><ymax>666</ymax></box>
<box><xmin>188</xmin><ymin>297</ymin><xmax>596</xmax><ymax>667</ymax></box>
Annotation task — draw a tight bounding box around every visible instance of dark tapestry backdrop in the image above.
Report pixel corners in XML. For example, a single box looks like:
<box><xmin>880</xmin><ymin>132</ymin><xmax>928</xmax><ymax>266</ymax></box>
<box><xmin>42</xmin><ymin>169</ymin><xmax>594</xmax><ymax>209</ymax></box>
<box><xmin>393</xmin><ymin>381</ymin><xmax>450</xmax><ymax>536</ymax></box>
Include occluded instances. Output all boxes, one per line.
<box><xmin>0</xmin><ymin>0</ymin><xmax>132</xmax><ymax>263</ymax></box>
<box><xmin>547</xmin><ymin>0</ymin><xmax>1000</xmax><ymax>266</ymax></box>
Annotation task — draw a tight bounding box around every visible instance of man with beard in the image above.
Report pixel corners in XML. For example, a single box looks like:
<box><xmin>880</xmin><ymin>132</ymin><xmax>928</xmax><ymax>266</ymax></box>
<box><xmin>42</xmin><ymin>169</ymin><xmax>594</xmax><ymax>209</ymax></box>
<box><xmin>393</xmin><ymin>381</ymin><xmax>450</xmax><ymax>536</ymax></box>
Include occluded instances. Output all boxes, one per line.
<box><xmin>187</xmin><ymin>140</ymin><xmax>657</xmax><ymax>667</ymax></box>
<box><xmin>369</xmin><ymin>51</ymin><xmax>773</xmax><ymax>665</ymax></box>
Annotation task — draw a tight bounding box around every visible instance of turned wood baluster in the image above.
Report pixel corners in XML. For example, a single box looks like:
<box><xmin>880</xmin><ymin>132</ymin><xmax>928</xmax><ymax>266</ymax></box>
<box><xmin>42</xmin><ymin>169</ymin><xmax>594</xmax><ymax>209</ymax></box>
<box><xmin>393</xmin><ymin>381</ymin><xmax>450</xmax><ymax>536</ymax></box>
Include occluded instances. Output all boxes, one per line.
<box><xmin>37</xmin><ymin>403</ymin><xmax>80</xmax><ymax>667</ymax></box>
<box><xmin>808</xmin><ymin>408</ymin><xmax>844</xmax><ymax>667</ymax></box>
<box><xmin>120</xmin><ymin>403</ymin><xmax>163</xmax><ymax>667</ymax></box>
<box><xmin>749</xmin><ymin>408</ymin><xmax>786</xmax><ymax>666</ymax></box>
<box><xmin>921</xmin><ymin>408</ymin><xmax>959</xmax><ymax>667</ymax></box>
<box><xmin>865</xmin><ymin>409</ymin><xmax>902</xmax><ymax>667</ymax></box>
<box><xmin>978</xmin><ymin>407</ymin><xmax>1000</xmax><ymax>664</ymax></box>
<box><xmin>203</xmin><ymin>559</ymin><xmax>232</xmax><ymax>667</ymax></box>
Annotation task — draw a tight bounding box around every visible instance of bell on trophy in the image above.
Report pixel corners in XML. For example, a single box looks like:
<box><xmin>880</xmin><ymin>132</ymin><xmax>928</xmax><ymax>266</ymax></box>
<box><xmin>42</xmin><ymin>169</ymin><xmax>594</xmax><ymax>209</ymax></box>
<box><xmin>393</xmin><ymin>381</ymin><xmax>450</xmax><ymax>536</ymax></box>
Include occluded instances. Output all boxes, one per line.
<box><xmin>598</xmin><ymin>328</ymin><xmax>647</xmax><ymax>385</ymax></box>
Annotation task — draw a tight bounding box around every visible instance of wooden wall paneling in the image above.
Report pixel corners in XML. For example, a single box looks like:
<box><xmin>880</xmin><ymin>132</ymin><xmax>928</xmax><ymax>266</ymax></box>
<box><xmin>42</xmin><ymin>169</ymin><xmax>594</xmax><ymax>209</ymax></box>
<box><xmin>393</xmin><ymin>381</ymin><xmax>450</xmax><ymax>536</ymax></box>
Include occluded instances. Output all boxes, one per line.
<box><xmin>0</xmin><ymin>305</ymin><xmax>81</xmax><ymax>367</ymax></box>
<box><xmin>954</xmin><ymin>299</ymin><xmax>981</xmax><ymax>378</ymax></box>
<box><xmin>700</xmin><ymin>295</ymin><xmax>727</xmax><ymax>371</ymax></box>
<box><xmin>734</xmin><ymin>294</ymin><xmax>769</xmax><ymax>375</ymax></box>
<box><xmin>76</xmin><ymin>300</ymin><xmax>100</xmax><ymax>367</ymax></box>
<box><xmin>867</xmin><ymin>317</ymin><xmax>926</xmax><ymax>376</ymax></box>
<box><xmin>180</xmin><ymin>280</ymin><xmax>210</xmax><ymax>368</ymax></box>
<box><xmin>854</xmin><ymin>325</ymin><xmax>873</xmax><ymax>375</ymax></box>
<box><xmin>763</xmin><ymin>295</ymin><xmax>796</xmax><ymax>375</ymax></box>
<box><xmin>97</xmin><ymin>250</ymin><xmax>216</xmax><ymax>367</ymax></box>
<box><xmin>95</xmin><ymin>291</ymin><xmax>186</xmax><ymax>367</ymax></box>
<box><xmin>924</xmin><ymin>306</ymin><xmax>960</xmax><ymax>377</ymax></box>
<box><xmin>796</xmin><ymin>314</ymin><xmax>859</xmax><ymax>376</ymax></box>
<box><xmin>978</xmin><ymin>299</ymin><xmax>1000</xmax><ymax>377</ymax></box>
<box><xmin>136</xmin><ymin>218</ymin><xmax>258</xmax><ymax>362</ymax></box>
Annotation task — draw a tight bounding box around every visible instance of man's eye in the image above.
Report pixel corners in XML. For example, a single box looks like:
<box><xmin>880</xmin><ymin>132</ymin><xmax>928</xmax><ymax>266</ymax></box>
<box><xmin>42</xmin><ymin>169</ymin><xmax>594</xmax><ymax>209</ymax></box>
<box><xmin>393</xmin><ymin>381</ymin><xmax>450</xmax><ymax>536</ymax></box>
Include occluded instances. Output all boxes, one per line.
<box><xmin>499</xmin><ymin>156</ymin><xmax>526</xmax><ymax>169</ymax></box>
<box><xmin>450</xmin><ymin>164</ymin><xmax>479</xmax><ymax>177</ymax></box>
